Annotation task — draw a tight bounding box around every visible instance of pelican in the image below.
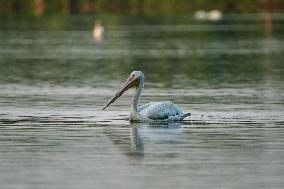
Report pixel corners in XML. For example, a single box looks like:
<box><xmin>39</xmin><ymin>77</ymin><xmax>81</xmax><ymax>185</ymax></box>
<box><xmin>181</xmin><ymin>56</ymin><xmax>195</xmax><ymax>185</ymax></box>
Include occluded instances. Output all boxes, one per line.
<box><xmin>103</xmin><ymin>71</ymin><xmax>190</xmax><ymax>122</ymax></box>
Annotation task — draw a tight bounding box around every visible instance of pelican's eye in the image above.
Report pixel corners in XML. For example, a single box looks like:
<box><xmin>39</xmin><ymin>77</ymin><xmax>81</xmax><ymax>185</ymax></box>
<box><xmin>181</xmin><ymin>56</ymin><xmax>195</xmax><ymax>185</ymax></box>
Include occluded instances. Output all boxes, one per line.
<box><xmin>131</xmin><ymin>74</ymin><xmax>135</xmax><ymax>77</ymax></box>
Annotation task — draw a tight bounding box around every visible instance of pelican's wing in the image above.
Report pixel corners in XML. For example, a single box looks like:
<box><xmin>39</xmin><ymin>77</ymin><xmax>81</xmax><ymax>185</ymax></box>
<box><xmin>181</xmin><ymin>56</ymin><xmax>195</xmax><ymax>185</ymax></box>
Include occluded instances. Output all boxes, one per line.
<box><xmin>137</xmin><ymin>102</ymin><xmax>154</xmax><ymax>112</ymax></box>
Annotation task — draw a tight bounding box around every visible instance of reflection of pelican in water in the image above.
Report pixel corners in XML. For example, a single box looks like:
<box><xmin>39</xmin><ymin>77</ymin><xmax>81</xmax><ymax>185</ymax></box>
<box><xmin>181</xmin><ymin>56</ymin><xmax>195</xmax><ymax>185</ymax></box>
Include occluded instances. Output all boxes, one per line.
<box><xmin>103</xmin><ymin>124</ymin><xmax>144</xmax><ymax>160</ymax></box>
<box><xmin>103</xmin><ymin>122</ymin><xmax>183</xmax><ymax>159</ymax></box>
<box><xmin>103</xmin><ymin>71</ymin><xmax>190</xmax><ymax>122</ymax></box>
<box><xmin>129</xmin><ymin>125</ymin><xmax>144</xmax><ymax>158</ymax></box>
<box><xmin>93</xmin><ymin>19</ymin><xmax>104</xmax><ymax>43</ymax></box>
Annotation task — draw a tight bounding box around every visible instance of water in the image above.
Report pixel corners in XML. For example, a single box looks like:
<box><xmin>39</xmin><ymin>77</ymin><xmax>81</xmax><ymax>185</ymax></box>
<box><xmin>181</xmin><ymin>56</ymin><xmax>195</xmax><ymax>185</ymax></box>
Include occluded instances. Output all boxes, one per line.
<box><xmin>0</xmin><ymin>14</ymin><xmax>284</xmax><ymax>189</ymax></box>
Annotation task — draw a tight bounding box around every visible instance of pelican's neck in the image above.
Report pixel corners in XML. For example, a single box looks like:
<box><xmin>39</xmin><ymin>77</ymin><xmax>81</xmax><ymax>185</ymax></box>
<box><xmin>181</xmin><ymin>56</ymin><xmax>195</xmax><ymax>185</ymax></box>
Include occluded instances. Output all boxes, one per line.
<box><xmin>131</xmin><ymin>79</ymin><xmax>144</xmax><ymax>113</ymax></box>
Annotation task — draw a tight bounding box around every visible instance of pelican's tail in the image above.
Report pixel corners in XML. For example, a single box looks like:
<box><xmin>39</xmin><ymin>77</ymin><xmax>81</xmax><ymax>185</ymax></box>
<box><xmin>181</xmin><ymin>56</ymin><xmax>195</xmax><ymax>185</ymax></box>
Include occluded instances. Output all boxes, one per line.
<box><xmin>181</xmin><ymin>113</ymin><xmax>191</xmax><ymax>120</ymax></box>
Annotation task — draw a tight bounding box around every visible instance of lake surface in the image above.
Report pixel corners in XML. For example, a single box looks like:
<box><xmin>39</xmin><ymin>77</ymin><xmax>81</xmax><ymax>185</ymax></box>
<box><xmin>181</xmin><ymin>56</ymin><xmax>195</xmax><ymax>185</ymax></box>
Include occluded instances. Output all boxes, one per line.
<box><xmin>0</xmin><ymin>14</ymin><xmax>284</xmax><ymax>189</ymax></box>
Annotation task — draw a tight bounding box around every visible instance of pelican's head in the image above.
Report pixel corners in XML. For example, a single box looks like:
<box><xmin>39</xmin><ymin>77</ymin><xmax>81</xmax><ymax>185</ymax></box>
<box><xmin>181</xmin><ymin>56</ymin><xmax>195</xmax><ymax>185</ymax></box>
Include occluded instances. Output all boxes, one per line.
<box><xmin>130</xmin><ymin>71</ymin><xmax>145</xmax><ymax>82</ymax></box>
<box><xmin>102</xmin><ymin>71</ymin><xmax>145</xmax><ymax>110</ymax></box>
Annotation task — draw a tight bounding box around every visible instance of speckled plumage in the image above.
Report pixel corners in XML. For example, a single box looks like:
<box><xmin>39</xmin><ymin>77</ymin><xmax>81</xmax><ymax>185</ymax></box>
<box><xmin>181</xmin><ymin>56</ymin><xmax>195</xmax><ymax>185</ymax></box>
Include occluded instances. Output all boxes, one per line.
<box><xmin>103</xmin><ymin>71</ymin><xmax>190</xmax><ymax>122</ymax></box>
<box><xmin>137</xmin><ymin>101</ymin><xmax>189</xmax><ymax>121</ymax></box>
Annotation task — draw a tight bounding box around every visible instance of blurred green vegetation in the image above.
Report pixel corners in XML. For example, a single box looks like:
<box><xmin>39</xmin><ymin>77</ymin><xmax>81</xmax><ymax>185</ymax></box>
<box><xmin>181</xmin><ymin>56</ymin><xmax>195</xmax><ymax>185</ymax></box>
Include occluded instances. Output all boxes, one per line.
<box><xmin>1</xmin><ymin>13</ymin><xmax>283</xmax><ymax>88</ymax></box>
<box><xmin>0</xmin><ymin>0</ymin><xmax>283</xmax><ymax>17</ymax></box>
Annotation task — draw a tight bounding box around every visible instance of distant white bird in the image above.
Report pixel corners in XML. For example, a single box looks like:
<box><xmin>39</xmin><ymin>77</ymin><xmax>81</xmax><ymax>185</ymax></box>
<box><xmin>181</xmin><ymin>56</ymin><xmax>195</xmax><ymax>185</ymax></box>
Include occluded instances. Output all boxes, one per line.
<box><xmin>103</xmin><ymin>71</ymin><xmax>190</xmax><ymax>122</ymax></box>
<box><xmin>194</xmin><ymin>9</ymin><xmax>223</xmax><ymax>21</ymax></box>
<box><xmin>194</xmin><ymin>10</ymin><xmax>208</xmax><ymax>21</ymax></box>
<box><xmin>208</xmin><ymin>10</ymin><xmax>223</xmax><ymax>21</ymax></box>
<box><xmin>93</xmin><ymin>19</ymin><xmax>104</xmax><ymax>43</ymax></box>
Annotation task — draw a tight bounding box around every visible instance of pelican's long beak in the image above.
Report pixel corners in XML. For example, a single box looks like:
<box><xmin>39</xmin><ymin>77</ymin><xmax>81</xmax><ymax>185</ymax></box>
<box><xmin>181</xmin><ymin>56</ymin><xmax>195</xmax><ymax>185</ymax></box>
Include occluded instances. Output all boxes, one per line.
<box><xmin>102</xmin><ymin>76</ymin><xmax>140</xmax><ymax>110</ymax></box>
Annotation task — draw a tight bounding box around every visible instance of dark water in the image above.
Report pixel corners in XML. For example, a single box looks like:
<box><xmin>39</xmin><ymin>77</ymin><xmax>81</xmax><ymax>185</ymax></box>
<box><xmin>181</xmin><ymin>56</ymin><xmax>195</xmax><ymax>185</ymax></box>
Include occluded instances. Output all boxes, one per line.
<box><xmin>0</xmin><ymin>14</ymin><xmax>284</xmax><ymax>189</ymax></box>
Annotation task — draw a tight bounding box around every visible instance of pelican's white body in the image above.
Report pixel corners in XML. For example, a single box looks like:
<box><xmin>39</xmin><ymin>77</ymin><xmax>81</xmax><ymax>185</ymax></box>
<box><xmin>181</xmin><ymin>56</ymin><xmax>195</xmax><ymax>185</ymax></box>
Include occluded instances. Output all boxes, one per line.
<box><xmin>134</xmin><ymin>101</ymin><xmax>189</xmax><ymax>122</ymax></box>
